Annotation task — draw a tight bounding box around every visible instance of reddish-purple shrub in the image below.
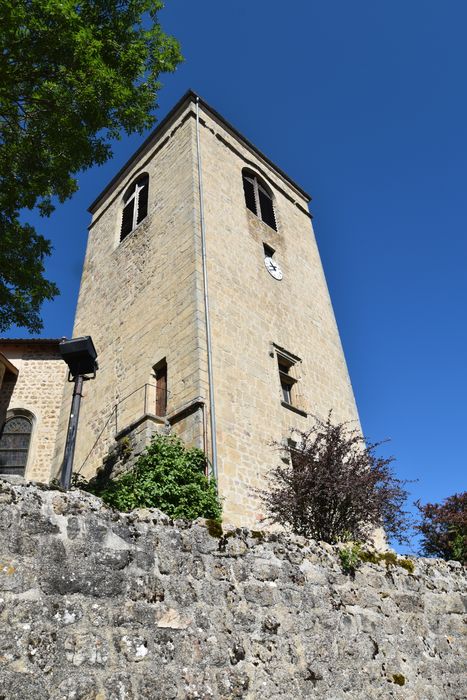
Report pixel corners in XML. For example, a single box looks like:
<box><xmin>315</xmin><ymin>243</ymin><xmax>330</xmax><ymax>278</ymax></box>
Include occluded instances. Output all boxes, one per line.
<box><xmin>257</xmin><ymin>413</ymin><xmax>411</xmax><ymax>545</ymax></box>
<box><xmin>416</xmin><ymin>492</ymin><xmax>466</xmax><ymax>564</ymax></box>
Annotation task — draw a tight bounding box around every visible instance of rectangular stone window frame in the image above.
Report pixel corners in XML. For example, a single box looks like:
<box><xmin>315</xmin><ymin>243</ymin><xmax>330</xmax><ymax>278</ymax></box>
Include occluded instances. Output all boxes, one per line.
<box><xmin>272</xmin><ymin>344</ymin><xmax>307</xmax><ymax>417</ymax></box>
<box><xmin>278</xmin><ymin>358</ymin><xmax>296</xmax><ymax>404</ymax></box>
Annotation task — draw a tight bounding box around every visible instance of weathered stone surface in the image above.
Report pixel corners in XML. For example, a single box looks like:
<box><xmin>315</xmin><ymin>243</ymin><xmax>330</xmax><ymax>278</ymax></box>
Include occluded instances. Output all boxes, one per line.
<box><xmin>0</xmin><ymin>480</ymin><xmax>465</xmax><ymax>699</ymax></box>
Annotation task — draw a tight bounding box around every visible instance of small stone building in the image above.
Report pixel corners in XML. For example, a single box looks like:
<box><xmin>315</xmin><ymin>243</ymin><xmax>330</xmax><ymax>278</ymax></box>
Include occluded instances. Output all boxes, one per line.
<box><xmin>0</xmin><ymin>339</ymin><xmax>65</xmax><ymax>482</ymax></box>
<box><xmin>51</xmin><ymin>90</ymin><xmax>361</xmax><ymax>527</ymax></box>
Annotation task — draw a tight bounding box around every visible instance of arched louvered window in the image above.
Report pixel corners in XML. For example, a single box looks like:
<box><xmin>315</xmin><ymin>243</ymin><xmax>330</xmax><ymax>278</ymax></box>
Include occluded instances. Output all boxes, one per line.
<box><xmin>242</xmin><ymin>170</ymin><xmax>277</xmax><ymax>230</ymax></box>
<box><xmin>0</xmin><ymin>413</ymin><xmax>33</xmax><ymax>476</ymax></box>
<box><xmin>120</xmin><ymin>173</ymin><xmax>149</xmax><ymax>241</ymax></box>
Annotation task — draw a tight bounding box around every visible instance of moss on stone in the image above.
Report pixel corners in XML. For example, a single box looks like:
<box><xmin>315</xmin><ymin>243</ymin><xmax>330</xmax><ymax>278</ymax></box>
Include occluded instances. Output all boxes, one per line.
<box><xmin>356</xmin><ymin>549</ymin><xmax>415</xmax><ymax>574</ymax></box>
<box><xmin>392</xmin><ymin>674</ymin><xmax>406</xmax><ymax>686</ymax></box>
<box><xmin>397</xmin><ymin>558</ymin><xmax>415</xmax><ymax>574</ymax></box>
<box><xmin>381</xmin><ymin>552</ymin><xmax>398</xmax><ymax>567</ymax></box>
<box><xmin>205</xmin><ymin>519</ymin><xmax>223</xmax><ymax>538</ymax></box>
<box><xmin>358</xmin><ymin>550</ymin><xmax>378</xmax><ymax>565</ymax></box>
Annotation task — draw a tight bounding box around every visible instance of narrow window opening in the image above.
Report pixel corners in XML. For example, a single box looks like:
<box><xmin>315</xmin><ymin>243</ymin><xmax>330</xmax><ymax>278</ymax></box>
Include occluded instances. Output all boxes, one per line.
<box><xmin>154</xmin><ymin>360</ymin><xmax>167</xmax><ymax>417</ymax></box>
<box><xmin>242</xmin><ymin>170</ymin><xmax>277</xmax><ymax>230</ymax></box>
<box><xmin>279</xmin><ymin>359</ymin><xmax>296</xmax><ymax>405</ymax></box>
<box><xmin>263</xmin><ymin>243</ymin><xmax>275</xmax><ymax>258</ymax></box>
<box><xmin>120</xmin><ymin>173</ymin><xmax>149</xmax><ymax>242</ymax></box>
<box><xmin>288</xmin><ymin>438</ymin><xmax>300</xmax><ymax>469</ymax></box>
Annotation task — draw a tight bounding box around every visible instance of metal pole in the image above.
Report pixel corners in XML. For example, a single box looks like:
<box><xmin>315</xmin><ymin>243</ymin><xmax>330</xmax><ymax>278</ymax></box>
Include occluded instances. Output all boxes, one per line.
<box><xmin>60</xmin><ymin>374</ymin><xmax>84</xmax><ymax>489</ymax></box>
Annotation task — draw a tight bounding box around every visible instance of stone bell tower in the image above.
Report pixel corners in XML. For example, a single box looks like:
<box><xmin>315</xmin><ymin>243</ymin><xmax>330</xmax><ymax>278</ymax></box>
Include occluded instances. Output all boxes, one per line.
<box><xmin>53</xmin><ymin>90</ymin><xmax>360</xmax><ymax>526</ymax></box>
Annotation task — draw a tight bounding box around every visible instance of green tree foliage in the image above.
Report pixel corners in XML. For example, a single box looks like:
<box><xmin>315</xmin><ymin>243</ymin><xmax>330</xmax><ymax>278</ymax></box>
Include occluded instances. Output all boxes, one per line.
<box><xmin>416</xmin><ymin>492</ymin><xmax>466</xmax><ymax>564</ymax></box>
<box><xmin>257</xmin><ymin>413</ymin><xmax>411</xmax><ymax>544</ymax></box>
<box><xmin>83</xmin><ymin>435</ymin><xmax>222</xmax><ymax>521</ymax></box>
<box><xmin>0</xmin><ymin>0</ymin><xmax>182</xmax><ymax>332</ymax></box>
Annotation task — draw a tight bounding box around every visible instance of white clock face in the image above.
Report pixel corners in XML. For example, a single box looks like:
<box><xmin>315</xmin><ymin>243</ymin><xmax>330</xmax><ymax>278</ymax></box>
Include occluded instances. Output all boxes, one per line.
<box><xmin>264</xmin><ymin>256</ymin><xmax>283</xmax><ymax>280</ymax></box>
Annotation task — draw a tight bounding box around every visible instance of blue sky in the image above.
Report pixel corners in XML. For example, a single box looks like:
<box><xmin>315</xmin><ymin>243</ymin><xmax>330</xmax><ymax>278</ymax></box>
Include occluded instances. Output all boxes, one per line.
<box><xmin>8</xmin><ymin>1</ymin><xmax>466</xmax><ymax>547</ymax></box>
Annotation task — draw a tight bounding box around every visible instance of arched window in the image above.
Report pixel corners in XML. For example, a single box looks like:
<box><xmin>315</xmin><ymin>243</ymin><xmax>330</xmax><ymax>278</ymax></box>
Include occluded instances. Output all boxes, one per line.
<box><xmin>0</xmin><ymin>413</ymin><xmax>33</xmax><ymax>476</ymax></box>
<box><xmin>242</xmin><ymin>170</ymin><xmax>277</xmax><ymax>230</ymax></box>
<box><xmin>120</xmin><ymin>173</ymin><xmax>149</xmax><ymax>241</ymax></box>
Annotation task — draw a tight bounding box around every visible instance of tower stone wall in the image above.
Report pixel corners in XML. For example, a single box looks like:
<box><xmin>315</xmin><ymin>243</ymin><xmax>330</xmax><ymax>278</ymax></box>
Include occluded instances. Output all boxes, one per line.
<box><xmin>53</xmin><ymin>92</ymin><xmax>360</xmax><ymax>527</ymax></box>
<box><xmin>197</xmin><ymin>107</ymin><xmax>359</xmax><ymax>524</ymax></box>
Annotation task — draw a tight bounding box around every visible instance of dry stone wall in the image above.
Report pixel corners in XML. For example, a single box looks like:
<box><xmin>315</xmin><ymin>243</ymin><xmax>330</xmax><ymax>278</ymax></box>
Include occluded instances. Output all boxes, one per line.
<box><xmin>0</xmin><ymin>479</ymin><xmax>465</xmax><ymax>699</ymax></box>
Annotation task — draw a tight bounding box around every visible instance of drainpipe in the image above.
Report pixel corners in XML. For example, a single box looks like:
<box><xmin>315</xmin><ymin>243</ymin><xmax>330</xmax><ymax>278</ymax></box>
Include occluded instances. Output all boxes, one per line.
<box><xmin>195</xmin><ymin>97</ymin><xmax>218</xmax><ymax>485</ymax></box>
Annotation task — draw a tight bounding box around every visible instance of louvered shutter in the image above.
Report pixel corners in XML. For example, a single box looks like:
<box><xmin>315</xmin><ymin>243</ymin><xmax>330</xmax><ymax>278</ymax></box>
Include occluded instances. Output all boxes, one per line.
<box><xmin>242</xmin><ymin>175</ymin><xmax>257</xmax><ymax>215</ymax></box>
<box><xmin>259</xmin><ymin>188</ymin><xmax>277</xmax><ymax>230</ymax></box>
<box><xmin>121</xmin><ymin>199</ymin><xmax>135</xmax><ymax>241</ymax></box>
<box><xmin>137</xmin><ymin>181</ymin><xmax>148</xmax><ymax>224</ymax></box>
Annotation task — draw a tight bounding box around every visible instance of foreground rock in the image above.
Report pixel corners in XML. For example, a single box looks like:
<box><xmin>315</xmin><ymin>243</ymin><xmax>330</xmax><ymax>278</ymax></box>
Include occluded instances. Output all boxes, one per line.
<box><xmin>0</xmin><ymin>479</ymin><xmax>465</xmax><ymax>699</ymax></box>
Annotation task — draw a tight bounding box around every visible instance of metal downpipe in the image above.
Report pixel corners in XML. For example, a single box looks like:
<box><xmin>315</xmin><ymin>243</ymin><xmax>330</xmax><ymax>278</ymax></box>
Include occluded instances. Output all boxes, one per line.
<box><xmin>195</xmin><ymin>97</ymin><xmax>218</xmax><ymax>485</ymax></box>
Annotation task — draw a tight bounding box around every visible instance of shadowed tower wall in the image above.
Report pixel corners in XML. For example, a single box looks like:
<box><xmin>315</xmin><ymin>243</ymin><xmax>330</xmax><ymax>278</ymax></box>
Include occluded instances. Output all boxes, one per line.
<box><xmin>53</xmin><ymin>102</ymin><xmax>208</xmax><ymax>481</ymax></box>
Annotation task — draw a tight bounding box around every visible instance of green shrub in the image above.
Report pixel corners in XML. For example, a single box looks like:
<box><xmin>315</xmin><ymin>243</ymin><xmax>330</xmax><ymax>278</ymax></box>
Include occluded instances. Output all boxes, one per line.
<box><xmin>82</xmin><ymin>435</ymin><xmax>222</xmax><ymax>521</ymax></box>
<box><xmin>339</xmin><ymin>543</ymin><xmax>362</xmax><ymax>574</ymax></box>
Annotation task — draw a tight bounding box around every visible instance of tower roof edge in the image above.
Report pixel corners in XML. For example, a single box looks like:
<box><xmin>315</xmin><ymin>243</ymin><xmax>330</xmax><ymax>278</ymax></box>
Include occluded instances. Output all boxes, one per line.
<box><xmin>88</xmin><ymin>90</ymin><xmax>311</xmax><ymax>215</ymax></box>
